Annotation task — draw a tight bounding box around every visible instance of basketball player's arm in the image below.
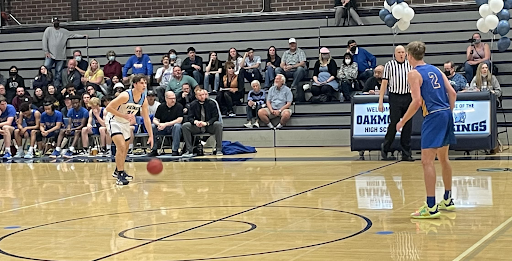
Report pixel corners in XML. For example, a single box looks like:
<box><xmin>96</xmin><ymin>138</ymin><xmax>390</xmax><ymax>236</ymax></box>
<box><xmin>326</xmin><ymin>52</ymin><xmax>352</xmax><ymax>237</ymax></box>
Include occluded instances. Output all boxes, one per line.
<box><xmin>26</xmin><ymin>111</ymin><xmax>41</xmax><ymax>130</ymax></box>
<box><xmin>16</xmin><ymin>113</ymin><xmax>24</xmax><ymax>130</ymax></box>
<box><xmin>440</xmin><ymin>70</ymin><xmax>457</xmax><ymax>110</ymax></box>
<box><xmin>72</xmin><ymin>117</ymin><xmax>87</xmax><ymax>131</ymax></box>
<box><xmin>378</xmin><ymin>79</ymin><xmax>388</xmax><ymax>112</ymax></box>
<box><xmin>397</xmin><ymin>71</ymin><xmax>422</xmax><ymax>131</ymax></box>
<box><xmin>141</xmin><ymin>99</ymin><xmax>154</xmax><ymax>149</ymax></box>
<box><xmin>105</xmin><ymin>92</ymin><xmax>131</xmax><ymax>121</ymax></box>
<box><xmin>87</xmin><ymin>110</ymin><xmax>94</xmax><ymax>127</ymax></box>
<box><xmin>46</xmin><ymin>120</ymin><xmax>62</xmax><ymax>134</ymax></box>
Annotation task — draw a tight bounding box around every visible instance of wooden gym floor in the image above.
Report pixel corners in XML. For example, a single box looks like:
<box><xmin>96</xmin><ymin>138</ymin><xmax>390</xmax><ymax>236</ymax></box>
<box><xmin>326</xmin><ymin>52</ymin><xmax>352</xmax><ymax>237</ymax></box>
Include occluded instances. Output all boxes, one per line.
<box><xmin>0</xmin><ymin>147</ymin><xmax>511</xmax><ymax>260</ymax></box>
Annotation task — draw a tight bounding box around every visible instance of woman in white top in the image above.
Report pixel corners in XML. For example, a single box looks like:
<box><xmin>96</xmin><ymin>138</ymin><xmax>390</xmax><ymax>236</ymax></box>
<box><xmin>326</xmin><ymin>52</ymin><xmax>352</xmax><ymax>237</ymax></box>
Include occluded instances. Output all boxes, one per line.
<box><xmin>227</xmin><ymin>47</ymin><xmax>244</xmax><ymax>75</ymax></box>
<box><xmin>464</xmin><ymin>33</ymin><xmax>491</xmax><ymax>82</ymax></box>
<box><xmin>464</xmin><ymin>63</ymin><xmax>501</xmax><ymax>98</ymax></box>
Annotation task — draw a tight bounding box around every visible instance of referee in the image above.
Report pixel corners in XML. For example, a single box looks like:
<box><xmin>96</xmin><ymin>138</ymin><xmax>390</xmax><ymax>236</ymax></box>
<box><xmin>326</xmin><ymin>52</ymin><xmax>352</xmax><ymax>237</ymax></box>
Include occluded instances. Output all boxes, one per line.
<box><xmin>378</xmin><ymin>45</ymin><xmax>414</xmax><ymax>161</ymax></box>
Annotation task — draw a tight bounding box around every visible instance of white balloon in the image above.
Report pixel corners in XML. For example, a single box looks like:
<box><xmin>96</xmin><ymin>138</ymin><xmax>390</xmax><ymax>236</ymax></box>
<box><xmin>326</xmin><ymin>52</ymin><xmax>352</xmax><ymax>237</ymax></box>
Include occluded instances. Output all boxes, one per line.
<box><xmin>479</xmin><ymin>4</ymin><xmax>493</xmax><ymax>18</ymax></box>
<box><xmin>397</xmin><ymin>19</ymin><xmax>411</xmax><ymax>31</ymax></box>
<box><xmin>392</xmin><ymin>5</ymin><xmax>404</xmax><ymax>19</ymax></box>
<box><xmin>390</xmin><ymin>3</ymin><xmax>397</xmax><ymax>12</ymax></box>
<box><xmin>477</xmin><ymin>18</ymin><xmax>489</xmax><ymax>33</ymax></box>
<box><xmin>402</xmin><ymin>7</ymin><xmax>415</xmax><ymax>21</ymax></box>
<box><xmin>399</xmin><ymin>2</ymin><xmax>409</xmax><ymax>8</ymax></box>
<box><xmin>485</xmin><ymin>14</ymin><xmax>499</xmax><ymax>29</ymax></box>
<box><xmin>384</xmin><ymin>1</ymin><xmax>391</xmax><ymax>11</ymax></box>
<box><xmin>489</xmin><ymin>0</ymin><xmax>504</xmax><ymax>13</ymax></box>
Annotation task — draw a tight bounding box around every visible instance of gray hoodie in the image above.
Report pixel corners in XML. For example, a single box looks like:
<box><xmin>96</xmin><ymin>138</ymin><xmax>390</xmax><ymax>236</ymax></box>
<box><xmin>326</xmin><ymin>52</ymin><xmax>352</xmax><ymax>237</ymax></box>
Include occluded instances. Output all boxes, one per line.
<box><xmin>42</xmin><ymin>26</ymin><xmax>84</xmax><ymax>61</ymax></box>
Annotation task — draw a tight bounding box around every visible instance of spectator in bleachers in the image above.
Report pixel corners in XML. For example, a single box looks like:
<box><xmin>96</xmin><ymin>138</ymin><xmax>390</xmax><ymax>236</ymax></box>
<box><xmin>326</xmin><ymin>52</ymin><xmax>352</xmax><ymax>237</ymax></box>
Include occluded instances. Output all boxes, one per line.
<box><xmin>0</xmin><ymin>95</ymin><xmax>16</xmax><ymax>159</ymax></box>
<box><xmin>73</xmin><ymin>50</ymin><xmax>88</xmax><ymax>76</ymax></box>
<box><xmin>5</xmin><ymin>66</ymin><xmax>25</xmax><ymax>103</ymax></box>
<box><xmin>13</xmin><ymin>102</ymin><xmax>41</xmax><ymax>159</ymax></box>
<box><xmin>82</xmin><ymin>93</ymin><xmax>91</xmax><ymax>110</ymax></box>
<box><xmin>81</xmin><ymin>97</ymin><xmax>108</xmax><ymax>156</ymax></box>
<box><xmin>312</xmin><ymin>47</ymin><xmax>338</xmax><ymax>102</ymax></box>
<box><xmin>38</xmin><ymin>101</ymin><xmax>64</xmax><ymax>152</ymax></box>
<box><xmin>227</xmin><ymin>47</ymin><xmax>244</xmax><ymax>76</ymax></box>
<box><xmin>465</xmin><ymin>63</ymin><xmax>501</xmax><ymax>98</ymax></box>
<box><xmin>82</xmin><ymin>59</ymin><xmax>105</xmax><ymax>93</ymax></box>
<box><xmin>12</xmin><ymin>87</ymin><xmax>31</xmax><ymax>111</ymax></box>
<box><xmin>60</xmin><ymin>59</ymin><xmax>82</xmax><ymax>91</ymax></box>
<box><xmin>103</xmin><ymin>50</ymin><xmax>122</xmax><ymax>87</ymax></box>
<box><xmin>32</xmin><ymin>65</ymin><xmax>53</xmax><ymax>90</ymax></box>
<box><xmin>61</xmin><ymin>83</ymin><xmax>77</xmax><ymax>100</ymax></box>
<box><xmin>167</xmin><ymin>49</ymin><xmax>182</xmax><ymax>67</ymax></box>
<box><xmin>182</xmin><ymin>47</ymin><xmax>204</xmax><ymax>85</ymax></box>
<box><xmin>240</xmin><ymin>48</ymin><xmax>263</xmax><ymax>83</ymax></box>
<box><xmin>276</xmin><ymin>38</ymin><xmax>307</xmax><ymax>101</ymax></box>
<box><xmin>204</xmin><ymin>52</ymin><xmax>223</xmax><ymax>93</ymax></box>
<box><xmin>244</xmin><ymin>80</ymin><xmax>266</xmax><ymax>128</ymax></box>
<box><xmin>147</xmin><ymin>90</ymin><xmax>160</xmax><ymax>115</ymax></box>
<box><xmin>157</xmin><ymin>66</ymin><xmax>199</xmax><ymax>102</ymax></box>
<box><xmin>148</xmin><ymin>91</ymin><xmax>184</xmax><ymax>157</ymax></box>
<box><xmin>443</xmin><ymin>61</ymin><xmax>467</xmax><ymax>92</ymax></box>
<box><xmin>264</xmin><ymin>46</ymin><xmax>281</xmax><ymax>89</ymax></box>
<box><xmin>464</xmin><ymin>33</ymin><xmax>491</xmax><ymax>82</ymax></box>
<box><xmin>362</xmin><ymin>65</ymin><xmax>384</xmax><ymax>94</ymax></box>
<box><xmin>258</xmin><ymin>74</ymin><xmax>293</xmax><ymax>129</ymax></box>
<box><xmin>33</xmin><ymin>87</ymin><xmax>46</xmax><ymax>109</ymax></box>
<box><xmin>0</xmin><ymin>84</ymin><xmax>6</xmax><ymax>98</ymax></box>
<box><xmin>51</xmin><ymin>95</ymin><xmax>88</xmax><ymax>158</ymax></box>
<box><xmin>155</xmin><ymin>55</ymin><xmax>174</xmax><ymax>93</ymax></box>
<box><xmin>122</xmin><ymin>47</ymin><xmax>153</xmax><ymax>83</ymax></box>
<box><xmin>111</xmin><ymin>76</ymin><xmax>121</xmax><ymax>89</ymax></box>
<box><xmin>46</xmin><ymin>85</ymin><xmax>62</xmax><ymax>109</ymax></box>
<box><xmin>177</xmin><ymin>83</ymin><xmax>196</xmax><ymax>114</ymax></box>
<box><xmin>87</xmin><ymin>85</ymin><xmax>104</xmax><ymax>101</ymax></box>
<box><xmin>217</xmin><ymin>61</ymin><xmax>241</xmax><ymax>117</ymax></box>
<box><xmin>182</xmin><ymin>89</ymin><xmax>223</xmax><ymax>157</ymax></box>
<box><xmin>60</xmin><ymin>95</ymin><xmax>72</xmax><ymax>118</ymax></box>
<box><xmin>42</xmin><ymin>17</ymin><xmax>87</xmax><ymax>88</ymax></box>
<box><xmin>334</xmin><ymin>0</ymin><xmax>364</xmax><ymax>26</ymax></box>
<box><xmin>337</xmin><ymin>52</ymin><xmax>358</xmax><ymax>102</ymax></box>
<box><xmin>113</xmin><ymin>83</ymin><xmax>125</xmax><ymax>97</ymax></box>
<box><xmin>347</xmin><ymin>40</ymin><xmax>376</xmax><ymax>83</ymax></box>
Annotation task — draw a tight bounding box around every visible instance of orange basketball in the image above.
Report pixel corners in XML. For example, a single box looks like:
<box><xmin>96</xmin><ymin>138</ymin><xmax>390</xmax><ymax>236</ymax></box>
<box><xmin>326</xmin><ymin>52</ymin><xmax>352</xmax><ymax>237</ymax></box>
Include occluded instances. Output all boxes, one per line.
<box><xmin>147</xmin><ymin>158</ymin><xmax>163</xmax><ymax>175</ymax></box>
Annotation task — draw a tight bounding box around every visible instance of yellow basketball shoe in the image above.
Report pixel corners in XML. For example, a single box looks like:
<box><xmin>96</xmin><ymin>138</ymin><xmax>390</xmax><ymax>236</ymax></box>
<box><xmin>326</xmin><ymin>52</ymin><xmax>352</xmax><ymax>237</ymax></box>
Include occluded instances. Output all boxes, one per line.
<box><xmin>410</xmin><ymin>203</ymin><xmax>441</xmax><ymax>219</ymax></box>
<box><xmin>438</xmin><ymin>198</ymin><xmax>456</xmax><ymax>211</ymax></box>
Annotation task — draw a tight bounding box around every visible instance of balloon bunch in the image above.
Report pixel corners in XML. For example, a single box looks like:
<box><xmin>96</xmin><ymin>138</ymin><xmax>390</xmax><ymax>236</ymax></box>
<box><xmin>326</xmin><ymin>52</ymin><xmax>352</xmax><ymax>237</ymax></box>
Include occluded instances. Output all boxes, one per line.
<box><xmin>476</xmin><ymin>0</ymin><xmax>511</xmax><ymax>52</ymax></box>
<box><xmin>379</xmin><ymin>0</ymin><xmax>415</xmax><ymax>31</ymax></box>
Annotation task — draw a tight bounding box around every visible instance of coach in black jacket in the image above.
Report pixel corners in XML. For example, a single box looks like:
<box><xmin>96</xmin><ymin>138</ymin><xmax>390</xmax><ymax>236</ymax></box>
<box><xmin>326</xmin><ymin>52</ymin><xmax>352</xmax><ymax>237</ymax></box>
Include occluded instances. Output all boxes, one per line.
<box><xmin>182</xmin><ymin>88</ymin><xmax>223</xmax><ymax>156</ymax></box>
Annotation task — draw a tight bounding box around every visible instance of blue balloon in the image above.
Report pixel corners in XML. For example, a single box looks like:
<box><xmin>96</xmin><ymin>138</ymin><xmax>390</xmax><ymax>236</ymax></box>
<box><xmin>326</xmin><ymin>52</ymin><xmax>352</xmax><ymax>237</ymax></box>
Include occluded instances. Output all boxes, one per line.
<box><xmin>505</xmin><ymin>0</ymin><xmax>512</xmax><ymax>9</ymax></box>
<box><xmin>498</xmin><ymin>37</ymin><xmax>511</xmax><ymax>52</ymax></box>
<box><xmin>384</xmin><ymin>14</ymin><xmax>397</xmax><ymax>28</ymax></box>
<box><xmin>497</xmin><ymin>9</ymin><xmax>510</xmax><ymax>21</ymax></box>
<box><xmin>386</xmin><ymin>0</ymin><xmax>396</xmax><ymax>6</ymax></box>
<box><xmin>397</xmin><ymin>0</ymin><xmax>404</xmax><ymax>3</ymax></box>
<box><xmin>492</xmin><ymin>28</ymin><xmax>498</xmax><ymax>34</ymax></box>
<box><xmin>497</xmin><ymin>20</ymin><xmax>510</xmax><ymax>36</ymax></box>
<box><xmin>476</xmin><ymin>0</ymin><xmax>488</xmax><ymax>6</ymax></box>
<box><xmin>379</xmin><ymin>9</ymin><xmax>391</xmax><ymax>22</ymax></box>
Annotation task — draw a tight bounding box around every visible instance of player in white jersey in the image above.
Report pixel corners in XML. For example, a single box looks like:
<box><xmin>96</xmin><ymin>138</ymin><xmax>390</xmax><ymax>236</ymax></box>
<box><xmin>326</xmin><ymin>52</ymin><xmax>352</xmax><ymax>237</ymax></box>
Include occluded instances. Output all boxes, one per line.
<box><xmin>106</xmin><ymin>74</ymin><xmax>154</xmax><ymax>185</ymax></box>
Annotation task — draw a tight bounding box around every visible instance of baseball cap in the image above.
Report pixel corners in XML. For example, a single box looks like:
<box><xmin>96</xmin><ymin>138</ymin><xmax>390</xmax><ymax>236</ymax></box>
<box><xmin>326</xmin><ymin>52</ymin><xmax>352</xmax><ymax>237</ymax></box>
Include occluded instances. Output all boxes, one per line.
<box><xmin>113</xmin><ymin>83</ymin><xmax>125</xmax><ymax>90</ymax></box>
<box><xmin>320</xmin><ymin>47</ymin><xmax>330</xmax><ymax>54</ymax></box>
<box><xmin>64</xmin><ymin>94</ymin><xmax>71</xmax><ymax>100</ymax></box>
<box><xmin>52</xmin><ymin>17</ymin><xmax>60</xmax><ymax>23</ymax></box>
<box><xmin>288</xmin><ymin>38</ymin><xmax>297</xmax><ymax>43</ymax></box>
<box><xmin>147</xmin><ymin>90</ymin><xmax>156</xmax><ymax>96</ymax></box>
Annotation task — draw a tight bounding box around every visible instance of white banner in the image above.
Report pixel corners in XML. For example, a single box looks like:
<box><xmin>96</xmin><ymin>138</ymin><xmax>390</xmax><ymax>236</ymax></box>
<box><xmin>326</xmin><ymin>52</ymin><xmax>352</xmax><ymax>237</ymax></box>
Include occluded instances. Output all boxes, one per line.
<box><xmin>352</xmin><ymin>101</ymin><xmax>490</xmax><ymax>136</ymax></box>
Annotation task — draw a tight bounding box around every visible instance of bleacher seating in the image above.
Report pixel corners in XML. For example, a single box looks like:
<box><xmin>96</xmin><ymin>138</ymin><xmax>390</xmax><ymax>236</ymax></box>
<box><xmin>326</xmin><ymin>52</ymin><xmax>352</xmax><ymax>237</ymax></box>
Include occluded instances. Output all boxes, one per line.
<box><xmin>1</xmin><ymin>8</ymin><xmax>511</xmax><ymax>148</ymax></box>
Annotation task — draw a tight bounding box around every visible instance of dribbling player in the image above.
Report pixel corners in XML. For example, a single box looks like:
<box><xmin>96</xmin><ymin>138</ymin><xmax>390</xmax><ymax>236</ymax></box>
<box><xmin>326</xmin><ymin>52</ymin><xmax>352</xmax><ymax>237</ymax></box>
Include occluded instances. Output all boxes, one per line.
<box><xmin>396</xmin><ymin>41</ymin><xmax>457</xmax><ymax>219</ymax></box>
<box><xmin>106</xmin><ymin>74</ymin><xmax>154</xmax><ymax>185</ymax></box>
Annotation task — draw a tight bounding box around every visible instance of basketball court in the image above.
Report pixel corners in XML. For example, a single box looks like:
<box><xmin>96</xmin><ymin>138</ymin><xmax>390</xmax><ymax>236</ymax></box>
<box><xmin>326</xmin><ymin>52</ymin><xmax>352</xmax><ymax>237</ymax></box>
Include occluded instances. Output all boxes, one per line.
<box><xmin>0</xmin><ymin>147</ymin><xmax>510</xmax><ymax>260</ymax></box>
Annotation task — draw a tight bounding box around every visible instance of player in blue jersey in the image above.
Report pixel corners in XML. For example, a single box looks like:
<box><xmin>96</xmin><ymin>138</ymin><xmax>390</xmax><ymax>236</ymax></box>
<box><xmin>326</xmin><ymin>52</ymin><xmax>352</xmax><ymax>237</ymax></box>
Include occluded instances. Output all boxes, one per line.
<box><xmin>38</xmin><ymin>102</ymin><xmax>64</xmax><ymax>154</ymax></box>
<box><xmin>106</xmin><ymin>74</ymin><xmax>153</xmax><ymax>185</ymax></box>
<box><xmin>51</xmin><ymin>96</ymin><xmax>88</xmax><ymax>158</ymax></box>
<box><xmin>396</xmin><ymin>41</ymin><xmax>457</xmax><ymax>219</ymax></box>
<box><xmin>14</xmin><ymin>102</ymin><xmax>41</xmax><ymax>159</ymax></box>
<box><xmin>0</xmin><ymin>95</ymin><xmax>16</xmax><ymax>159</ymax></box>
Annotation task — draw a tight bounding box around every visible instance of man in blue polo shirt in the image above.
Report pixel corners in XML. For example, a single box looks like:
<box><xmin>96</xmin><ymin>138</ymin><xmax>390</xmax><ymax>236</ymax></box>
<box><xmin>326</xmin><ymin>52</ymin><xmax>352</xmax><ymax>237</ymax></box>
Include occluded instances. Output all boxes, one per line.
<box><xmin>0</xmin><ymin>95</ymin><xmax>16</xmax><ymax>159</ymax></box>
<box><xmin>39</xmin><ymin>102</ymin><xmax>64</xmax><ymax>155</ymax></box>
<box><xmin>50</xmin><ymin>96</ymin><xmax>88</xmax><ymax>158</ymax></box>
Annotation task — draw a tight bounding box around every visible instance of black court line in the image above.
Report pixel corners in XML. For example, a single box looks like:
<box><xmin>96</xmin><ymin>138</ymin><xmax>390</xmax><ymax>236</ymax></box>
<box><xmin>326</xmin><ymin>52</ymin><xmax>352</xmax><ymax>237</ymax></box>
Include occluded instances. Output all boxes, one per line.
<box><xmin>91</xmin><ymin>161</ymin><xmax>399</xmax><ymax>260</ymax></box>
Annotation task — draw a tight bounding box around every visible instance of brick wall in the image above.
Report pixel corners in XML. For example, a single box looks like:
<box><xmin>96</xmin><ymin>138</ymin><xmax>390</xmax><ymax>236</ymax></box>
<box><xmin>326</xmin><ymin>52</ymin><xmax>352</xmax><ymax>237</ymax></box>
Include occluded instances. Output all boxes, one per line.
<box><xmin>7</xmin><ymin>0</ymin><xmax>472</xmax><ymax>25</ymax></box>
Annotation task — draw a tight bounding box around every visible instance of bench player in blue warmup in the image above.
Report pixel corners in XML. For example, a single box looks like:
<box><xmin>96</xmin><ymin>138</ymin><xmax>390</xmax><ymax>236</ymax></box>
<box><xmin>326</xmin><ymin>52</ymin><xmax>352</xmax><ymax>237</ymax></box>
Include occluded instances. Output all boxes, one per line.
<box><xmin>14</xmin><ymin>102</ymin><xmax>41</xmax><ymax>159</ymax></box>
<box><xmin>396</xmin><ymin>41</ymin><xmax>457</xmax><ymax>219</ymax></box>
<box><xmin>106</xmin><ymin>74</ymin><xmax>153</xmax><ymax>185</ymax></box>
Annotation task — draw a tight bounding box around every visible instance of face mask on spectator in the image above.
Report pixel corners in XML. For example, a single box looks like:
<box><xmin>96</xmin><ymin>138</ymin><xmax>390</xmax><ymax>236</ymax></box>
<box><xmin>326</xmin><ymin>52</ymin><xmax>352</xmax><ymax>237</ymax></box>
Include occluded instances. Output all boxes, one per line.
<box><xmin>345</xmin><ymin>59</ymin><xmax>351</xmax><ymax>64</ymax></box>
<box><xmin>350</xmin><ymin>46</ymin><xmax>357</xmax><ymax>53</ymax></box>
<box><xmin>9</xmin><ymin>71</ymin><xmax>17</xmax><ymax>77</ymax></box>
<box><xmin>170</xmin><ymin>54</ymin><xmax>177</xmax><ymax>60</ymax></box>
<box><xmin>474</xmin><ymin>39</ymin><xmax>481</xmax><ymax>44</ymax></box>
<box><xmin>108</xmin><ymin>56</ymin><xmax>115</xmax><ymax>61</ymax></box>
<box><xmin>321</xmin><ymin>54</ymin><xmax>329</xmax><ymax>60</ymax></box>
<box><xmin>444</xmin><ymin>70</ymin><xmax>451</xmax><ymax>77</ymax></box>
<box><xmin>75</xmin><ymin>56</ymin><xmax>82</xmax><ymax>62</ymax></box>
<box><xmin>53</xmin><ymin>23</ymin><xmax>59</xmax><ymax>28</ymax></box>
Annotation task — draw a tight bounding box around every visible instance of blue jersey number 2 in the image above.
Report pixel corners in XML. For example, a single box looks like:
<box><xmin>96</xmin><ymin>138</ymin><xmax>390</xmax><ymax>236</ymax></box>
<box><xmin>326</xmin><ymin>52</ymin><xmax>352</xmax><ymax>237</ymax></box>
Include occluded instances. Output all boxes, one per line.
<box><xmin>428</xmin><ymin>72</ymin><xmax>441</xmax><ymax>89</ymax></box>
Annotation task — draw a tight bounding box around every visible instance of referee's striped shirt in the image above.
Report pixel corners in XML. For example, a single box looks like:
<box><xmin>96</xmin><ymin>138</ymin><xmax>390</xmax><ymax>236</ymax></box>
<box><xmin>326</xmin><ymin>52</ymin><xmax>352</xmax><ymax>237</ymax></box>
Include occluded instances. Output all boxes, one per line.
<box><xmin>383</xmin><ymin>59</ymin><xmax>413</xmax><ymax>94</ymax></box>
